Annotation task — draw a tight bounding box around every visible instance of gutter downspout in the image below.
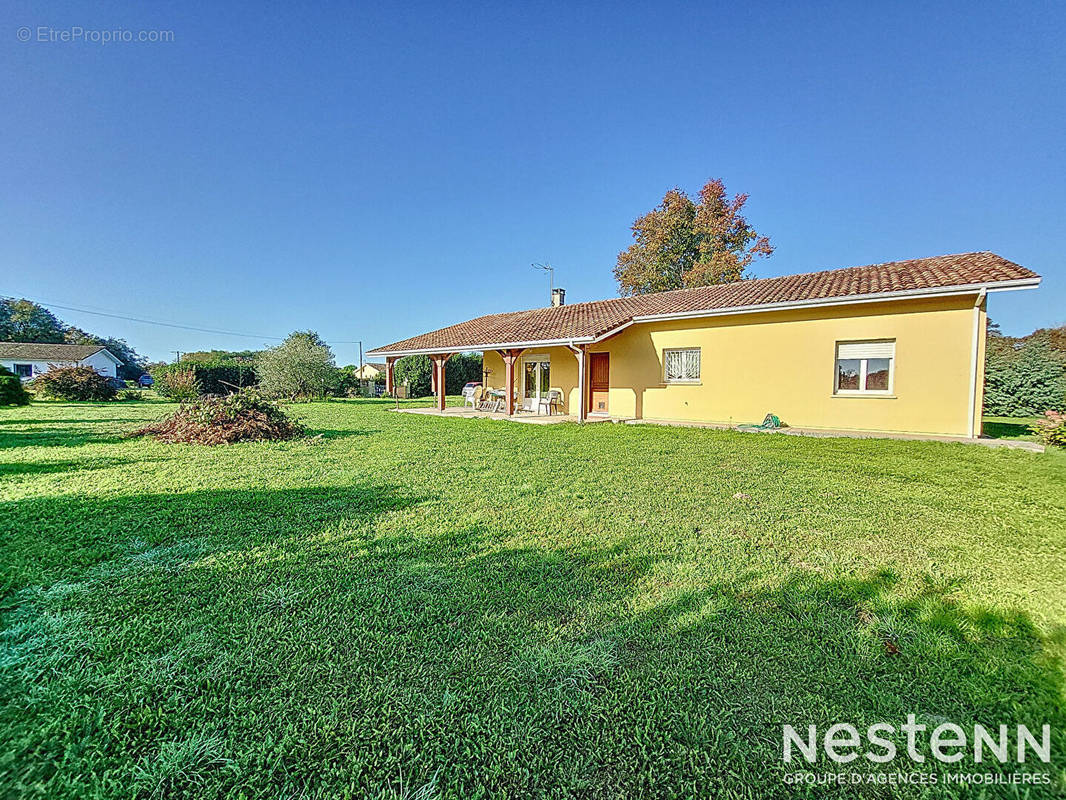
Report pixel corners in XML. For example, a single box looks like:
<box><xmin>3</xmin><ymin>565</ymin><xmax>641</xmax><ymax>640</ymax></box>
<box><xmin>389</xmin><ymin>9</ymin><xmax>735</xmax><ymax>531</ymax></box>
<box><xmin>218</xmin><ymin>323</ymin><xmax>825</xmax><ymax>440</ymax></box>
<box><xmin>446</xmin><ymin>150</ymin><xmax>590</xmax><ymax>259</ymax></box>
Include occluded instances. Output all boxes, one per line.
<box><xmin>967</xmin><ymin>288</ymin><xmax>987</xmax><ymax>439</ymax></box>
<box><xmin>567</xmin><ymin>342</ymin><xmax>587</xmax><ymax>422</ymax></box>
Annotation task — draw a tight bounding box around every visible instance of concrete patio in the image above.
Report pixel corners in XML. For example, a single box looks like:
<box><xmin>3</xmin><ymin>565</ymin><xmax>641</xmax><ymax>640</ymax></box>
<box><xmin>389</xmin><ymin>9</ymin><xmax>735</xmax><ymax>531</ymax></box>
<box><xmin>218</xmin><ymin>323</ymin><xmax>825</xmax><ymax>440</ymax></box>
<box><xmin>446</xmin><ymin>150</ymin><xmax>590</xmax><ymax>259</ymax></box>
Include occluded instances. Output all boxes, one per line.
<box><xmin>394</xmin><ymin>406</ymin><xmax>604</xmax><ymax>425</ymax></box>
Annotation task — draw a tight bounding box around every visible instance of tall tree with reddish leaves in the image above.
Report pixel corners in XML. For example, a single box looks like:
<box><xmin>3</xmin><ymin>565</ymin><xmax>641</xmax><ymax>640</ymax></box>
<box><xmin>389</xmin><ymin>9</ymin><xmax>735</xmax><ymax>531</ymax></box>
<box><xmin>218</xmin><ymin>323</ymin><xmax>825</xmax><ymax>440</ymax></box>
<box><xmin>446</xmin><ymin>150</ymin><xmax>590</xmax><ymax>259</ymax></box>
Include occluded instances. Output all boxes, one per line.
<box><xmin>614</xmin><ymin>178</ymin><xmax>774</xmax><ymax>295</ymax></box>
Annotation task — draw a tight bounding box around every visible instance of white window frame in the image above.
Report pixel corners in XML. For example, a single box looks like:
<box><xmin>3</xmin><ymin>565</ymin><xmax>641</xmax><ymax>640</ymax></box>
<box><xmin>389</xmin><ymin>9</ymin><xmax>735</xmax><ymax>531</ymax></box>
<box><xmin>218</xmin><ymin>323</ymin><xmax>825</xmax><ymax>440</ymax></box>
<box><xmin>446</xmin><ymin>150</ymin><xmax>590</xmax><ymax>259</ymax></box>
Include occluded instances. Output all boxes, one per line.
<box><xmin>663</xmin><ymin>348</ymin><xmax>701</xmax><ymax>384</ymax></box>
<box><xmin>13</xmin><ymin>363</ymin><xmax>33</xmax><ymax>379</ymax></box>
<box><xmin>522</xmin><ymin>354</ymin><xmax>552</xmax><ymax>406</ymax></box>
<box><xmin>834</xmin><ymin>340</ymin><xmax>895</xmax><ymax>396</ymax></box>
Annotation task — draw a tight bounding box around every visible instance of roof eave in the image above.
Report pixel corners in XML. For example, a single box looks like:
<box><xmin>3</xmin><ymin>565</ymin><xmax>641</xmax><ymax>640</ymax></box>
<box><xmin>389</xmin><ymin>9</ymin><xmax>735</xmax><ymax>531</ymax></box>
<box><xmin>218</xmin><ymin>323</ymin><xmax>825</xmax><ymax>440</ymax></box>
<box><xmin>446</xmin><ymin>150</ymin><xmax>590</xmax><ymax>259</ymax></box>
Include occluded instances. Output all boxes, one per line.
<box><xmin>366</xmin><ymin>335</ymin><xmax>596</xmax><ymax>358</ymax></box>
<box><xmin>626</xmin><ymin>278</ymin><xmax>1041</xmax><ymax>326</ymax></box>
<box><xmin>367</xmin><ymin>276</ymin><xmax>1040</xmax><ymax>356</ymax></box>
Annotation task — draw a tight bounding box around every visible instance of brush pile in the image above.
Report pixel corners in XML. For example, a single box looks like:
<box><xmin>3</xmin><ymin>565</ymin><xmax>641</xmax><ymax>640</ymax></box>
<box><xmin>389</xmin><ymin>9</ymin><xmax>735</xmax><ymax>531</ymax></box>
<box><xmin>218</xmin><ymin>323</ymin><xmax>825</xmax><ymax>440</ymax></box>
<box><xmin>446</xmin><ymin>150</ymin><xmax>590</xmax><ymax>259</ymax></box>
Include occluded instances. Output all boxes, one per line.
<box><xmin>132</xmin><ymin>389</ymin><xmax>305</xmax><ymax>445</ymax></box>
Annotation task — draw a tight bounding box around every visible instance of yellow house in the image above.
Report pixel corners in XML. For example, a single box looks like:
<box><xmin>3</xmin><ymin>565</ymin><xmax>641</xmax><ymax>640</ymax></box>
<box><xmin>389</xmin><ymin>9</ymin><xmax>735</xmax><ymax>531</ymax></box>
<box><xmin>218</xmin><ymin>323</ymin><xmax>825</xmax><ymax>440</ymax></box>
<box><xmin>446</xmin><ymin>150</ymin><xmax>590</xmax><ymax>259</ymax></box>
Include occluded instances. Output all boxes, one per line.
<box><xmin>353</xmin><ymin>362</ymin><xmax>387</xmax><ymax>380</ymax></box>
<box><xmin>366</xmin><ymin>252</ymin><xmax>1040</xmax><ymax>438</ymax></box>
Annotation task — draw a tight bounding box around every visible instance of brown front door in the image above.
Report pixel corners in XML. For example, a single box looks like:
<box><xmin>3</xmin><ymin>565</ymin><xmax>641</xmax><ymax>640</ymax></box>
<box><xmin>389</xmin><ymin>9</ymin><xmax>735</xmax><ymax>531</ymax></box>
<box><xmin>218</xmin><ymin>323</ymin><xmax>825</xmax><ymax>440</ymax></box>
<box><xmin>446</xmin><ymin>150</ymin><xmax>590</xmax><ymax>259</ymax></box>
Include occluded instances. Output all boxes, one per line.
<box><xmin>589</xmin><ymin>352</ymin><xmax>609</xmax><ymax>414</ymax></box>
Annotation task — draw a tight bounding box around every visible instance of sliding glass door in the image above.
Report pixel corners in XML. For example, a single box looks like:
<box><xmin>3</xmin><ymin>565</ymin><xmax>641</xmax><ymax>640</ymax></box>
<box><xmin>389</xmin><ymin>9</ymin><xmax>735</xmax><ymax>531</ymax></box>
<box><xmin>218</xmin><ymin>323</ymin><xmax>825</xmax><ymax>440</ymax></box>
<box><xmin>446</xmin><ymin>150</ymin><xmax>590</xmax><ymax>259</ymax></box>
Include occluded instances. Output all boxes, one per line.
<box><xmin>523</xmin><ymin>358</ymin><xmax>551</xmax><ymax>409</ymax></box>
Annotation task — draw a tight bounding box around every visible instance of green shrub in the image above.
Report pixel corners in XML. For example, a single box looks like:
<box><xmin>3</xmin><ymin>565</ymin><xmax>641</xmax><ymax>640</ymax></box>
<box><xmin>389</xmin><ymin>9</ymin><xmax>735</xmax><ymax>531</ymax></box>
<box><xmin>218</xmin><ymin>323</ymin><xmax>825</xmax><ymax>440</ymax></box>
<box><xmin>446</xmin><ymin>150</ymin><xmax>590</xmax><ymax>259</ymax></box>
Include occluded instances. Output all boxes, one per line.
<box><xmin>30</xmin><ymin>366</ymin><xmax>116</xmax><ymax>401</ymax></box>
<box><xmin>131</xmin><ymin>388</ymin><xmax>305</xmax><ymax>445</ymax></box>
<box><xmin>154</xmin><ymin>368</ymin><xmax>201</xmax><ymax>401</ymax></box>
<box><xmin>0</xmin><ymin>365</ymin><xmax>30</xmax><ymax>406</ymax></box>
<box><xmin>334</xmin><ymin>365</ymin><xmax>360</xmax><ymax>397</ymax></box>
<box><xmin>1030</xmin><ymin>411</ymin><xmax>1066</xmax><ymax>447</ymax></box>
<box><xmin>118</xmin><ymin>388</ymin><xmax>146</xmax><ymax>402</ymax></box>
<box><xmin>394</xmin><ymin>355</ymin><xmax>432</xmax><ymax>397</ymax></box>
<box><xmin>150</xmin><ymin>362</ymin><xmax>257</xmax><ymax>396</ymax></box>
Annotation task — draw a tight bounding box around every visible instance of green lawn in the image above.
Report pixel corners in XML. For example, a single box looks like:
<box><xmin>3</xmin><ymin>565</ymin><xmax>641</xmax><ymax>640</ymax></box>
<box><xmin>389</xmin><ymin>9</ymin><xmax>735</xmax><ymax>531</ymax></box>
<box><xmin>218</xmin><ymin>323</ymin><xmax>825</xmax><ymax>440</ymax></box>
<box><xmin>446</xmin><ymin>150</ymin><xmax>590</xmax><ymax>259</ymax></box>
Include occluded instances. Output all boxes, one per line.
<box><xmin>1</xmin><ymin>400</ymin><xmax>1064</xmax><ymax>799</ymax></box>
<box><xmin>982</xmin><ymin>415</ymin><xmax>1042</xmax><ymax>442</ymax></box>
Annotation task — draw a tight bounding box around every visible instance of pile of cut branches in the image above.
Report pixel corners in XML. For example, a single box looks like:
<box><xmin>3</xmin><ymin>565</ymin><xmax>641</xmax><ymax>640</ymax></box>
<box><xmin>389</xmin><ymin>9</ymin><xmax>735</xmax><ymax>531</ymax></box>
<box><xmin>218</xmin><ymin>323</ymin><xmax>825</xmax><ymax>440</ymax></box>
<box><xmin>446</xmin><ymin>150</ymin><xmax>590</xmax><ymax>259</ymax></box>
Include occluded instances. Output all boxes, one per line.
<box><xmin>131</xmin><ymin>389</ymin><xmax>305</xmax><ymax>445</ymax></box>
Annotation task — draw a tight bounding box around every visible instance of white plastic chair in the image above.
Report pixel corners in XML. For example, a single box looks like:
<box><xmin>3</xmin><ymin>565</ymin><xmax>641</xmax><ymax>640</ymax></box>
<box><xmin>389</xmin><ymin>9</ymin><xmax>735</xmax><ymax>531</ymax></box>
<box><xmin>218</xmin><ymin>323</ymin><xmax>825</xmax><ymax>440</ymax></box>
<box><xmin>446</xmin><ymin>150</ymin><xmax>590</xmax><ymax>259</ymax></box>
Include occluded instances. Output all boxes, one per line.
<box><xmin>537</xmin><ymin>389</ymin><xmax>563</xmax><ymax>416</ymax></box>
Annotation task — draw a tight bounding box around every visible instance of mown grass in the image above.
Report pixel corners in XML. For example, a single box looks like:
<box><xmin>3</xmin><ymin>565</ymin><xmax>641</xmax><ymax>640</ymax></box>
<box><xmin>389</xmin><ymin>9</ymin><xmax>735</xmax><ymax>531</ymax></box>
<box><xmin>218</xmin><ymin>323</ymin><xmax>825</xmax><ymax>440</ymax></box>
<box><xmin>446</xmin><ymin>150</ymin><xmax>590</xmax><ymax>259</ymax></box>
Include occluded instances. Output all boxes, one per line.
<box><xmin>1</xmin><ymin>399</ymin><xmax>1064</xmax><ymax>799</ymax></box>
<box><xmin>982</xmin><ymin>415</ymin><xmax>1042</xmax><ymax>442</ymax></box>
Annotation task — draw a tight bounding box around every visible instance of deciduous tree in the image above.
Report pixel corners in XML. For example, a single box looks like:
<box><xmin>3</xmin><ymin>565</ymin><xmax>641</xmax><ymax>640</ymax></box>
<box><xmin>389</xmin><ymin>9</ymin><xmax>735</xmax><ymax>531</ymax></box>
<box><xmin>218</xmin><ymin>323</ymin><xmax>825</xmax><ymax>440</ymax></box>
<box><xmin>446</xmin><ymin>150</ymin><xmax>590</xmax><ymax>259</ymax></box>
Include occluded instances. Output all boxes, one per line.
<box><xmin>256</xmin><ymin>331</ymin><xmax>337</xmax><ymax>400</ymax></box>
<box><xmin>614</xmin><ymin>178</ymin><xmax>773</xmax><ymax>295</ymax></box>
<box><xmin>0</xmin><ymin>298</ymin><xmax>66</xmax><ymax>342</ymax></box>
<box><xmin>65</xmin><ymin>326</ymin><xmax>146</xmax><ymax>380</ymax></box>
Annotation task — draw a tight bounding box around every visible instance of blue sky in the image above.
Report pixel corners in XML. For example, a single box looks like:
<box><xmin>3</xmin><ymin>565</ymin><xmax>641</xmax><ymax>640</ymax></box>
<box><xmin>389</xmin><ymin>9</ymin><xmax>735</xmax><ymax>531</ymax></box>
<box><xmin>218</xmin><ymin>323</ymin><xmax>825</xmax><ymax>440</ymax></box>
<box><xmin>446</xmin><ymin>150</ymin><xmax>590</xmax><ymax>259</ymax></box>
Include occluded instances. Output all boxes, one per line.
<box><xmin>2</xmin><ymin>1</ymin><xmax>1063</xmax><ymax>365</ymax></box>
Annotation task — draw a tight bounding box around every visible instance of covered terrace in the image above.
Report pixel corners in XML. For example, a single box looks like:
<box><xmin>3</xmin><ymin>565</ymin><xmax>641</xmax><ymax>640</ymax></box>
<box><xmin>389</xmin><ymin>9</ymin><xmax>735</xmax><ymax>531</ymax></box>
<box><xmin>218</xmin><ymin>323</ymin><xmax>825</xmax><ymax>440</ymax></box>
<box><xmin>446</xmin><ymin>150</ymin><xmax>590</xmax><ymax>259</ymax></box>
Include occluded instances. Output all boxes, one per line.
<box><xmin>371</xmin><ymin>342</ymin><xmax>600</xmax><ymax>421</ymax></box>
<box><xmin>364</xmin><ymin>295</ymin><xmax>651</xmax><ymax>421</ymax></box>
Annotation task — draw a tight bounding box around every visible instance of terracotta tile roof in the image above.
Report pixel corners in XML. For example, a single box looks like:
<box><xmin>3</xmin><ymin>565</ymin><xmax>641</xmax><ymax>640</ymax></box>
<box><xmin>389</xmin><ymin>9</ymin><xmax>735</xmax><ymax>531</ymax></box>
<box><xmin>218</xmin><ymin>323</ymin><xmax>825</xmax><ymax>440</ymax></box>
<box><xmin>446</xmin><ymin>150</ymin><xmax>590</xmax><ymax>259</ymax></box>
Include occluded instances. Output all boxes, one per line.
<box><xmin>368</xmin><ymin>252</ymin><xmax>1038</xmax><ymax>355</ymax></box>
<box><xmin>0</xmin><ymin>342</ymin><xmax>113</xmax><ymax>362</ymax></box>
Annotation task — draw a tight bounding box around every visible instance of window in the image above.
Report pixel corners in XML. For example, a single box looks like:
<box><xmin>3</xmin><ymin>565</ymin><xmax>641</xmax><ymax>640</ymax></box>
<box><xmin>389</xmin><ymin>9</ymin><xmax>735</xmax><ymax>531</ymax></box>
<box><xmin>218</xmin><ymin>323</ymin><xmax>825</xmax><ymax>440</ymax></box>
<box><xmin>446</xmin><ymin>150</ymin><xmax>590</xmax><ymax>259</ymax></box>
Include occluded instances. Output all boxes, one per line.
<box><xmin>664</xmin><ymin>348</ymin><xmax>700</xmax><ymax>383</ymax></box>
<box><xmin>835</xmin><ymin>341</ymin><xmax>894</xmax><ymax>395</ymax></box>
<box><xmin>14</xmin><ymin>364</ymin><xmax>33</xmax><ymax>378</ymax></box>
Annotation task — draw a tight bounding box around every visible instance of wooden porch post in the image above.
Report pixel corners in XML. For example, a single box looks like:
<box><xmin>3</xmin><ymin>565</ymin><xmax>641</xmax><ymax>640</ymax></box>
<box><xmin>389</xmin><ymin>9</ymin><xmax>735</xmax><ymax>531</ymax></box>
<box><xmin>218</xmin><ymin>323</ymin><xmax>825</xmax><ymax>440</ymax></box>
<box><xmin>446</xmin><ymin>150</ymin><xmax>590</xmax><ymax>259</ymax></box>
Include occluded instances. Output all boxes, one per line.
<box><xmin>430</xmin><ymin>353</ymin><xmax>453</xmax><ymax>412</ymax></box>
<box><xmin>497</xmin><ymin>349</ymin><xmax>523</xmax><ymax>416</ymax></box>
<box><xmin>385</xmin><ymin>356</ymin><xmax>397</xmax><ymax>395</ymax></box>
<box><xmin>436</xmin><ymin>356</ymin><xmax>445</xmax><ymax>411</ymax></box>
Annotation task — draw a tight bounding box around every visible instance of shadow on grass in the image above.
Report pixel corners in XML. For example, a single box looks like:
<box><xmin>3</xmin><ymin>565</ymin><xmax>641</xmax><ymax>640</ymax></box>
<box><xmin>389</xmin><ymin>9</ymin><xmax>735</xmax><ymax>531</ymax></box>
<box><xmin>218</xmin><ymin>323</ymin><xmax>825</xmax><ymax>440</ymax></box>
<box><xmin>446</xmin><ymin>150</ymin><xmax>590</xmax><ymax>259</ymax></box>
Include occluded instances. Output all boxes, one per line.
<box><xmin>0</xmin><ymin>417</ymin><xmax>153</xmax><ymax>426</ymax></box>
<box><xmin>300</xmin><ymin>428</ymin><xmax>379</xmax><ymax>440</ymax></box>
<box><xmin>1</xmin><ymin>484</ymin><xmax>1063</xmax><ymax>797</ymax></box>
<box><xmin>0</xmin><ymin>417</ymin><xmax>378</xmax><ymax>450</ymax></box>
<box><xmin>982</xmin><ymin>419</ymin><xmax>1035</xmax><ymax>440</ymax></box>
<box><xmin>0</xmin><ymin>426</ymin><xmax>129</xmax><ymax>450</ymax></box>
<box><xmin>0</xmin><ymin>456</ymin><xmax>153</xmax><ymax>478</ymax></box>
<box><xmin>0</xmin><ymin>411</ymin><xmax>156</xmax><ymax>450</ymax></box>
<box><xmin>0</xmin><ymin>483</ymin><xmax>429</xmax><ymax>596</ymax></box>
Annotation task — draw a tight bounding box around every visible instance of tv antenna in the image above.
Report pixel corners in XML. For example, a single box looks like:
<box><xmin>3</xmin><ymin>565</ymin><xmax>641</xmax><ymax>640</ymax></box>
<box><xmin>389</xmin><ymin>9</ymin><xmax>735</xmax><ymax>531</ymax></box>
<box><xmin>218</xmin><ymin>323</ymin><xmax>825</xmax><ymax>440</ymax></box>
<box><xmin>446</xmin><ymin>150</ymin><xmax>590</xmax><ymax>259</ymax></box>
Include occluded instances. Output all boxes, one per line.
<box><xmin>531</xmin><ymin>262</ymin><xmax>554</xmax><ymax>301</ymax></box>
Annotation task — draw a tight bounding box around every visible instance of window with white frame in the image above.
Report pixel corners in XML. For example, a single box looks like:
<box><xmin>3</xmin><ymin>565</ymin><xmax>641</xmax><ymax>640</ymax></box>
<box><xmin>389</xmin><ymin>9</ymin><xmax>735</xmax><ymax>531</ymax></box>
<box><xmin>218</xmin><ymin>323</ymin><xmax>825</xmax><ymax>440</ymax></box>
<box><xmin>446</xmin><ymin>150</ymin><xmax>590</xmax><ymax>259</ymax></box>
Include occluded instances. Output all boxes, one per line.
<box><xmin>834</xmin><ymin>340</ymin><xmax>895</xmax><ymax>395</ymax></box>
<box><xmin>664</xmin><ymin>348</ymin><xmax>700</xmax><ymax>383</ymax></box>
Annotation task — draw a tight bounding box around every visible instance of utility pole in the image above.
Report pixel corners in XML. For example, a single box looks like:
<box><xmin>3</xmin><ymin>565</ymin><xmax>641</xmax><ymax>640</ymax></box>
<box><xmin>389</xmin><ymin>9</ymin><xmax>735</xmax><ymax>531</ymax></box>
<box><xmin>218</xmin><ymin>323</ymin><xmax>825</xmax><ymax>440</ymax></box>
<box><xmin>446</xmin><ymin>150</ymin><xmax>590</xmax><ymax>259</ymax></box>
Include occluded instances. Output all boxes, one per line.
<box><xmin>532</xmin><ymin>262</ymin><xmax>554</xmax><ymax>304</ymax></box>
<box><xmin>171</xmin><ymin>350</ymin><xmax>182</xmax><ymax>363</ymax></box>
<box><xmin>357</xmin><ymin>340</ymin><xmax>364</xmax><ymax>397</ymax></box>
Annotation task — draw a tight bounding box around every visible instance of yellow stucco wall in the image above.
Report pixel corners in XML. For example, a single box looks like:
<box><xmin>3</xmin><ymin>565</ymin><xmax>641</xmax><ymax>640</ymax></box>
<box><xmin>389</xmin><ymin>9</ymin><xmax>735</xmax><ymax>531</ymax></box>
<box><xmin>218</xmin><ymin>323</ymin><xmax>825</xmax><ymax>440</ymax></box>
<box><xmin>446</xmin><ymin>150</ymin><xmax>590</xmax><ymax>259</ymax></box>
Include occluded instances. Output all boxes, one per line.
<box><xmin>482</xmin><ymin>346</ymin><xmax>581</xmax><ymax>413</ymax></box>
<box><xmin>480</xmin><ymin>294</ymin><xmax>986</xmax><ymax>436</ymax></box>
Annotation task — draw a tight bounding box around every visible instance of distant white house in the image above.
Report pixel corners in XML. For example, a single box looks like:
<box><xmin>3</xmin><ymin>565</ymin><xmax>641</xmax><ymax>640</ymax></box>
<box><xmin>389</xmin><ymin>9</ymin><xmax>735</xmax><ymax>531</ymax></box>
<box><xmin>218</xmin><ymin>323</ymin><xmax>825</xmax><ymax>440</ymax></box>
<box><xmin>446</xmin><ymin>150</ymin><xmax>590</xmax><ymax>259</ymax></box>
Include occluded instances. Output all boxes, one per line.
<box><xmin>0</xmin><ymin>342</ymin><xmax>123</xmax><ymax>381</ymax></box>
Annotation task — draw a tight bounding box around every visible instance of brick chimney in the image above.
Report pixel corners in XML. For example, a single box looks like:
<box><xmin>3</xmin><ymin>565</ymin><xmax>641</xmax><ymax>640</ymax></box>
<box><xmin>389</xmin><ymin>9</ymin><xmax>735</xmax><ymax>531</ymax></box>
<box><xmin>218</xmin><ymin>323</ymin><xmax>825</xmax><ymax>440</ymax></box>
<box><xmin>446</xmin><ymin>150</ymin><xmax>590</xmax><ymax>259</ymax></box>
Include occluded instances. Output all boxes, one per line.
<box><xmin>551</xmin><ymin>287</ymin><xmax>566</xmax><ymax>307</ymax></box>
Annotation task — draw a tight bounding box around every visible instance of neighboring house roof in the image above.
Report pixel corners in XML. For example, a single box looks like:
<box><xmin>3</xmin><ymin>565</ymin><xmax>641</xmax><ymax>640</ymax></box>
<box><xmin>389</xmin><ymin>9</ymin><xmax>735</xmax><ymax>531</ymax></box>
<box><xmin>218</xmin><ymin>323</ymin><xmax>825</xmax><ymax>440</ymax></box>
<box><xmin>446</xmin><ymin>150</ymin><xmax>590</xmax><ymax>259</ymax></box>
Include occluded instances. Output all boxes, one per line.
<box><xmin>361</xmin><ymin>362</ymin><xmax>386</xmax><ymax>370</ymax></box>
<box><xmin>368</xmin><ymin>252</ymin><xmax>1039</xmax><ymax>356</ymax></box>
<box><xmin>0</xmin><ymin>342</ymin><xmax>123</xmax><ymax>365</ymax></box>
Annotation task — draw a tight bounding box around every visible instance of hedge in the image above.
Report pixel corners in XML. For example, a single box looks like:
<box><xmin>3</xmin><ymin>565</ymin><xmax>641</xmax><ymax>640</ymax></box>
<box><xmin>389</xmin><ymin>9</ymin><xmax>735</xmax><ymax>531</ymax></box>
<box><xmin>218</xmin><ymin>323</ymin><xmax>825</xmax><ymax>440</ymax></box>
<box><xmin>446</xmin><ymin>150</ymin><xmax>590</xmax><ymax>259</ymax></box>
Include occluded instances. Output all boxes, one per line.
<box><xmin>151</xmin><ymin>362</ymin><xmax>258</xmax><ymax>397</ymax></box>
<box><xmin>984</xmin><ymin>340</ymin><xmax>1066</xmax><ymax>417</ymax></box>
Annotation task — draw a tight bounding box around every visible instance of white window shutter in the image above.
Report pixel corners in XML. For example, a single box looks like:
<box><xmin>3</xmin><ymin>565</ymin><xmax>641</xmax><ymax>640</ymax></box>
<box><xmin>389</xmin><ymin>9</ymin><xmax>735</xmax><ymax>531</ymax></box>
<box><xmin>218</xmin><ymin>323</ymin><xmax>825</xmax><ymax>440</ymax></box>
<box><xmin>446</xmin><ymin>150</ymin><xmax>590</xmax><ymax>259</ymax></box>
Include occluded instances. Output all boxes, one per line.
<box><xmin>837</xmin><ymin>340</ymin><xmax>895</xmax><ymax>360</ymax></box>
